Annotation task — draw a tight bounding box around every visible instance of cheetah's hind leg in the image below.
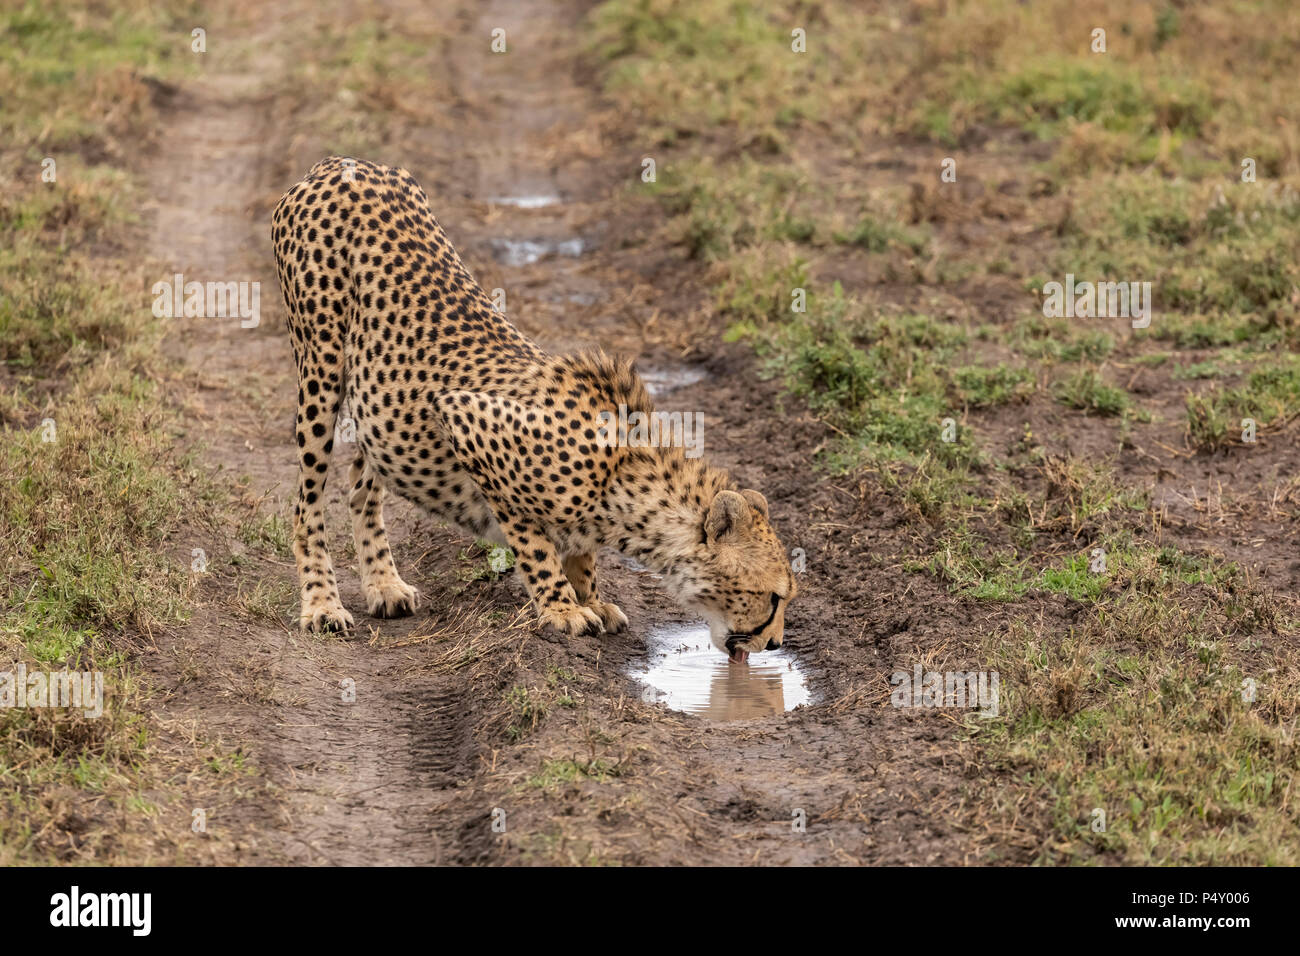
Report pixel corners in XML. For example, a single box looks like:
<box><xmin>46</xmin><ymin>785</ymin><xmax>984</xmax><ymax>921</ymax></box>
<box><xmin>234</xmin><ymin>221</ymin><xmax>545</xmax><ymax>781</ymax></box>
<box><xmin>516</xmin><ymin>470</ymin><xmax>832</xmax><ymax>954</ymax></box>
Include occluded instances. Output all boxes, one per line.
<box><xmin>348</xmin><ymin>452</ymin><xmax>420</xmax><ymax>618</ymax></box>
<box><xmin>288</xmin><ymin>347</ymin><xmax>354</xmax><ymax>633</ymax></box>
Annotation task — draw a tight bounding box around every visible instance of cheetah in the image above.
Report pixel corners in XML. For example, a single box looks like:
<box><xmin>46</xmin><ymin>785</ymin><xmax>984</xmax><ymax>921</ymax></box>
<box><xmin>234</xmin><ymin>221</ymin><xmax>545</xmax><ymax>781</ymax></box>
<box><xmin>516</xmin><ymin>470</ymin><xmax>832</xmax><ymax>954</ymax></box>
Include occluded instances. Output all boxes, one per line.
<box><xmin>271</xmin><ymin>157</ymin><xmax>796</xmax><ymax>661</ymax></box>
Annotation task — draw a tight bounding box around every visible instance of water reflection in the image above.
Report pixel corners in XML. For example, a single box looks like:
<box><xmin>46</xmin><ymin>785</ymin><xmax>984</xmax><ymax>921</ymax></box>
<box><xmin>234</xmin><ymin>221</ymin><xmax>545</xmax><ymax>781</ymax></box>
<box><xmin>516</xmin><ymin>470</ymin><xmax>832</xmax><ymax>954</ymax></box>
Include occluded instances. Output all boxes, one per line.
<box><xmin>639</xmin><ymin>365</ymin><xmax>706</xmax><ymax>398</ymax></box>
<box><xmin>633</xmin><ymin>624</ymin><xmax>810</xmax><ymax>720</ymax></box>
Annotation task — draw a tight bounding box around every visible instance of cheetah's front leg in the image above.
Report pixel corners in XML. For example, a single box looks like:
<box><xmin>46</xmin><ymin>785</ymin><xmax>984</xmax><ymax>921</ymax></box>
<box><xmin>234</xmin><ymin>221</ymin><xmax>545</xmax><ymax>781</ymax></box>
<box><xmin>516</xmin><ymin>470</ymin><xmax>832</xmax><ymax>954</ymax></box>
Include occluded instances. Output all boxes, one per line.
<box><xmin>563</xmin><ymin>553</ymin><xmax>628</xmax><ymax>633</ymax></box>
<box><xmin>497</xmin><ymin>516</ymin><xmax>603</xmax><ymax>637</ymax></box>
<box><xmin>431</xmin><ymin>391</ymin><xmax>605</xmax><ymax>637</ymax></box>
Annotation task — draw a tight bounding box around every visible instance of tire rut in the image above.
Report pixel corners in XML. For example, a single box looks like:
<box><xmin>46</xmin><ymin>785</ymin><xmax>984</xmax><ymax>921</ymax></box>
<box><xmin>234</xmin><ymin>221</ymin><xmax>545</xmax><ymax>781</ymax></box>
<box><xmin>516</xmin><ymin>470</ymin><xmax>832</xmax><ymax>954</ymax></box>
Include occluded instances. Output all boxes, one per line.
<box><xmin>146</xmin><ymin>0</ymin><xmax>484</xmax><ymax>866</ymax></box>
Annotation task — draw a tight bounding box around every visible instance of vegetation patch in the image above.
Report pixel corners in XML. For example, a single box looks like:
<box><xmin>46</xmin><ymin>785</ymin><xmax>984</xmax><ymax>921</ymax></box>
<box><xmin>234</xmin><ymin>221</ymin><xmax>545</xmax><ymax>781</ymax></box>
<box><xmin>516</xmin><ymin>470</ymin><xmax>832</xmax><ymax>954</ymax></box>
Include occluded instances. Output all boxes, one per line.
<box><xmin>0</xmin><ymin>0</ymin><xmax>207</xmax><ymax>864</ymax></box>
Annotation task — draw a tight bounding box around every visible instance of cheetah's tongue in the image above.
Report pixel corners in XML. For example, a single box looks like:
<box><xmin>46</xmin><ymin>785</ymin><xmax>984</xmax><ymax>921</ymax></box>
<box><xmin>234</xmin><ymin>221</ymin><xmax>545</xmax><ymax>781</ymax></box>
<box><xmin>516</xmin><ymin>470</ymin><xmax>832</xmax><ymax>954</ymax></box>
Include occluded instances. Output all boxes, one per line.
<box><xmin>729</xmin><ymin>648</ymin><xmax>749</xmax><ymax>665</ymax></box>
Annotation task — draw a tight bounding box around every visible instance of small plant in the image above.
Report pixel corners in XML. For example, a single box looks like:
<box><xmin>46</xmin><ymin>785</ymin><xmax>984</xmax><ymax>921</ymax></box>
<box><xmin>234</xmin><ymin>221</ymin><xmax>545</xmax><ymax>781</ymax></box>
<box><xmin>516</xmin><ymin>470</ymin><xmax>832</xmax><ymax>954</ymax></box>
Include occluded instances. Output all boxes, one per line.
<box><xmin>504</xmin><ymin>685</ymin><xmax>547</xmax><ymax>740</ymax></box>
<box><xmin>1185</xmin><ymin>359</ymin><xmax>1300</xmax><ymax>451</ymax></box>
<box><xmin>1052</xmin><ymin>368</ymin><xmax>1129</xmax><ymax>416</ymax></box>
<box><xmin>834</xmin><ymin>213</ymin><xmax>927</xmax><ymax>255</ymax></box>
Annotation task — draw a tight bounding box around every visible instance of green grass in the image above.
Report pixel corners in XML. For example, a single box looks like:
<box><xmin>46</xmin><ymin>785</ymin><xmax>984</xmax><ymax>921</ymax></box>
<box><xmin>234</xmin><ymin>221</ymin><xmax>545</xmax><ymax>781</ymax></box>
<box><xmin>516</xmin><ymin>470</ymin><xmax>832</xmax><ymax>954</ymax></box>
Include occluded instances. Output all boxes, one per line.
<box><xmin>652</xmin><ymin>156</ymin><xmax>821</xmax><ymax>260</ymax></box>
<box><xmin>1052</xmin><ymin>367</ymin><xmax>1130</xmax><ymax>416</ymax></box>
<box><xmin>930</xmin><ymin>539</ymin><xmax>1235</xmax><ymax>606</ymax></box>
<box><xmin>1061</xmin><ymin>175</ymin><xmax>1300</xmax><ymax>334</ymax></box>
<box><xmin>1185</xmin><ymin>357</ymin><xmax>1300</xmax><ymax>451</ymax></box>
<box><xmin>0</xmin><ymin>378</ymin><xmax>192</xmax><ymax>636</ymax></box>
<box><xmin>239</xmin><ymin>510</ymin><xmax>292</xmax><ymax>558</ymax></box>
<box><xmin>527</xmin><ymin>757</ymin><xmax>621</xmax><ymax>790</ymax></box>
<box><xmin>942</xmin><ymin>57</ymin><xmax>1210</xmax><ymax>169</ymax></box>
<box><xmin>747</xmin><ymin>296</ymin><xmax>982</xmax><ymax>468</ymax></box>
<box><xmin>456</xmin><ymin>540</ymin><xmax>516</xmax><ymax>582</ymax></box>
<box><xmin>0</xmin><ymin>168</ymin><xmax>146</xmax><ymax>368</ymax></box>
<box><xmin>285</xmin><ymin>15</ymin><xmax>444</xmax><ymax>156</ymax></box>
<box><xmin>1171</xmin><ymin>359</ymin><xmax>1228</xmax><ymax>381</ymax></box>
<box><xmin>233</xmin><ymin>577</ymin><xmax>296</xmax><ymax>625</ymax></box>
<box><xmin>588</xmin><ymin>0</ymin><xmax>817</xmax><ymax>148</ymax></box>
<box><xmin>972</xmin><ymin>554</ymin><xmax>1295</xmax><ymax>865</ymax></box>
<box><xmin>903</xmin><ymin>1</ymin><xmax>1294</xmax><ymax>178</ymax></box>
<box><xmin>953</xmin><ymin>364</ymin><xmax>1036</xmax><ymax>408</ymax></box>
<box><xmin>0</xmin><ymin>367</ymin><xmax>200</xmax><ymax>861</ymax></box>
<box><xmin>504</xmin><ymin>667</ymin><xmax>581</xmax><ymax>740</ymax></box>
<box><xmin>1006</xmin><ymin>316</ymin><xmax>1115</xmax><ymax>365</ymax></box>
<box><xmin>0</xmin><ymin>0</ymin><xmax>203</xmax><ymax>863</ymax></box>
<box><xmin>835</xmin><ymin>214</ymin><xmax>928</xmax><ymax>255</ymax></box>
<box><xmin>0</xmin><ymin>0</ymin><xmax>196</xmax><ymax>153</ymax></box>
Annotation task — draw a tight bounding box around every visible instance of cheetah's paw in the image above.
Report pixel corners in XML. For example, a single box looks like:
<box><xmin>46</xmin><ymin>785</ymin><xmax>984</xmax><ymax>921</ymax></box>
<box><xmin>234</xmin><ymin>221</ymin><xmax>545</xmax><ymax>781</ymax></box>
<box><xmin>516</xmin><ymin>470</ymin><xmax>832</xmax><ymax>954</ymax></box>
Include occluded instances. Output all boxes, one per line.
<box><xmin>539</xmin><ymin>603</ymin><xmax>605</xmax><ymax>637</ymax></box>
<box><xmin>586</xmin><ymin>599</ymin><xmax>628</xmax><ymax>634</ymax></box>
<box><xmin>365</xmin><ymin>578</ymin><xmax>420</xmax><ymax>618</ymax></box>
<box><xmin>300</xmin><ymin>596</ymin><xmax>355</xmax><ymax>633</ymax></box>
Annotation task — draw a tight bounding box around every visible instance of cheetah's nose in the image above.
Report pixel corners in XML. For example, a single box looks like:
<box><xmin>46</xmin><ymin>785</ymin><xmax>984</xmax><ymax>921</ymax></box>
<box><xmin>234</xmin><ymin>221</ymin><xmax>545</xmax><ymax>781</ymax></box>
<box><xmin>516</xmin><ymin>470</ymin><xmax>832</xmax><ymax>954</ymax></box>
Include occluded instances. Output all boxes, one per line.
<box><xmin>765</xmin><ymin>637</ymin><xmax>780</xmax><ymax>651</ymax></box>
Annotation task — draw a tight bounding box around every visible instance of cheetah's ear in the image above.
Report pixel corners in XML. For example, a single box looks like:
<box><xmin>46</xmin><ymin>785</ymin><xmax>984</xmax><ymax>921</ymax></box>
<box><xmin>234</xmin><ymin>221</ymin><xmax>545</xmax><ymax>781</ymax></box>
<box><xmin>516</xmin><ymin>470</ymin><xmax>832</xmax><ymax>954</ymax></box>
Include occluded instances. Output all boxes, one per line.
<box><xmin>740</xmin><ymin>489</ymin><xmax>768</xmax><ymax>519</ymax></box>
<box><xmin>705</xmin><ymin>490</ymin><xmax>753</xmax><ymax>544</ymax></box>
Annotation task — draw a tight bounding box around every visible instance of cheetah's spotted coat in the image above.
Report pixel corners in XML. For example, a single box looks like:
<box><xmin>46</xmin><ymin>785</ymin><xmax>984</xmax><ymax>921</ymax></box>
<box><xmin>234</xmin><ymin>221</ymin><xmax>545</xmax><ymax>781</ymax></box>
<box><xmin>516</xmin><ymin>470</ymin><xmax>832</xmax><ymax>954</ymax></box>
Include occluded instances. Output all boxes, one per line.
<box><xmin>271</xmin><ymin>158</ymin><xmax>795</xmax><ymax>658</ymax></box>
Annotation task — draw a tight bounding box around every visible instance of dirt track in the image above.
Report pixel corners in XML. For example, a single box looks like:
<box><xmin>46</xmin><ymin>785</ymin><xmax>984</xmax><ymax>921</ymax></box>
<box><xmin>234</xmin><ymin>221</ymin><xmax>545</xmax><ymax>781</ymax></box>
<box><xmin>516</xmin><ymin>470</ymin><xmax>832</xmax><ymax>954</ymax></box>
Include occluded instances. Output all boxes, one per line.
<box><xmin>138</xmin><ymin>0</ymin><xmax>1013</xmax><ymax>865</ymax></box>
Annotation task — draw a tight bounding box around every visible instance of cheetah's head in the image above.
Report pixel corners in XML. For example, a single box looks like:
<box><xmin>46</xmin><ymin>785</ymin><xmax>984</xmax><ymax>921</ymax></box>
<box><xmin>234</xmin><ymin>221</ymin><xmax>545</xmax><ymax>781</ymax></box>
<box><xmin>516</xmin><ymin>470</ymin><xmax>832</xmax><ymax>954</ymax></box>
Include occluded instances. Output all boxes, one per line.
<box><xmin>676</xmin><ymin>489</ymin><xmax>797</xmax><ymax>664</ymax></box>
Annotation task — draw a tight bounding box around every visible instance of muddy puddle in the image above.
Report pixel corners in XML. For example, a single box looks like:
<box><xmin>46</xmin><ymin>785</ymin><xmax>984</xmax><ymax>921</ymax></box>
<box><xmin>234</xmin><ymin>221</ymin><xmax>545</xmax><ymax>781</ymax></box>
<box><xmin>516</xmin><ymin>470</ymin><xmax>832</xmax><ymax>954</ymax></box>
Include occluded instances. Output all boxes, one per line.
<box><xmin>639</xmin><ymin>364</ymin><xmax>706</xmax><ymax>398</ymax></box>
<box><xmin>489</xmin><ymin>236</ymin><xmax>585</xmax><ymax>266</ymax></box>
<box><xmin>632</xmin><ymin>624</ymin><xmax>811</xmax><ymax>720</ymax></box>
